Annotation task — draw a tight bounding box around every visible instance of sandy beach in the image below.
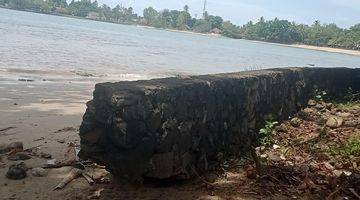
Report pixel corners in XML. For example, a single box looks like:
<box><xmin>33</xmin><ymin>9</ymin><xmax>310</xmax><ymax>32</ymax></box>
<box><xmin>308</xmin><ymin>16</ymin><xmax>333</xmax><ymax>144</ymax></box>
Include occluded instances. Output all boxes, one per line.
<box><xmin>288</xmin><ymin>44</ymin><xmax>360</xmax><ymax>56</ymax></box>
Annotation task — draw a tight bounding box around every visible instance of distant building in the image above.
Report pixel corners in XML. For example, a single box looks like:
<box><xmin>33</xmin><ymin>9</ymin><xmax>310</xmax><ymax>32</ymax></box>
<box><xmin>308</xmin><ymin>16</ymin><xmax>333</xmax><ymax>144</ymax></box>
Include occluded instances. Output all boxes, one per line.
<box><xmin>86</xmin><ymin>12</ymin><xmax>99</xmax><ymax>20</ymax></box>
<box><xmin>54</xmin><ymin>7</ymin><xmax>68</xmax><ymax>15</ymax></box>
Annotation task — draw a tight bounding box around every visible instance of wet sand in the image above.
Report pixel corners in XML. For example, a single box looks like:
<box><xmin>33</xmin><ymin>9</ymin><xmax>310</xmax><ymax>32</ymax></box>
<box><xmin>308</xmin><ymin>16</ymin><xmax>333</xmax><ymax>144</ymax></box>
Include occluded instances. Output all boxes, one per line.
<box><xmin>0</xmin><ymin>80</ymin><xmax>93</xmax><ymax>200</ymax></box>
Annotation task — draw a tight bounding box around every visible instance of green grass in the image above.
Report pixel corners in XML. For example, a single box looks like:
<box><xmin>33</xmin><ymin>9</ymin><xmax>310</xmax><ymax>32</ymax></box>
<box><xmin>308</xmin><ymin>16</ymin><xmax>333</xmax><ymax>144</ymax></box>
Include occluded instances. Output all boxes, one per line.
<box><xmin>338</xmin><ymin>137</ymin><xmax>360</xmax><ymax>157</ymax></box>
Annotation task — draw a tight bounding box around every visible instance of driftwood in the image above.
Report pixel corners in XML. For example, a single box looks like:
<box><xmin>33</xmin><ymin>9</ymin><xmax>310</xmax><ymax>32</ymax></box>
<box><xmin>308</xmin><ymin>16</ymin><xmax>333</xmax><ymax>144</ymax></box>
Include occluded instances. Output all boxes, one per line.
<box><xmin>53</xmin><ymin>168</ymin><xmax>83</xmax><ymax>190</ymax></box>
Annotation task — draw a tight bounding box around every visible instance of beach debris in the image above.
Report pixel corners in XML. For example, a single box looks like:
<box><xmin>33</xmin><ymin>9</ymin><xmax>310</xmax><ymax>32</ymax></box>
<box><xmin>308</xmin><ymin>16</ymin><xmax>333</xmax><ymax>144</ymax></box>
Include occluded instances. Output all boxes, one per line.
<box><xmin>83</xmin><ymin>165</ymin><xmax>110</xmax><ymax>184</ymax></box>
<box><xmin>6</xmin><ymin>162</ymin><xmax>27</xmax><ymax>180</ymax></box>
<box><xmin>53</xmin><ymin>168</ymin><xmax>83</xmax><ymax>190</ymax></box>
<box><xmin>0</xmin><ymin>142</ymin><xmax>23</xmax><ymax>154</ymax></box>
<box><xmin>87</xmin><ymin>188</ymin><xmax>104</xmax><ymax>199</ymax></box>
<box><xmin>31</xmin><ymin>167</ymin><xmax>47</xmax><ymax>177</ymax></box>
<box><xmin>8</xmin><ymin>152</ymin><xmax>31</xmax><ymax>161</ymax></box>
<box><xmin>47</xmin><ymin>159</ymin><xmax>57</xmax><ymax>166</ymax></box>
<box><xmin>55</xmin><ymin>127</ymin><xmax>77</xmax><ymax>133</ymax></box>
<box><xmin>82</xmin><ymin>173</ymin><xmax>95</xmax><ymax>185</ymax></box>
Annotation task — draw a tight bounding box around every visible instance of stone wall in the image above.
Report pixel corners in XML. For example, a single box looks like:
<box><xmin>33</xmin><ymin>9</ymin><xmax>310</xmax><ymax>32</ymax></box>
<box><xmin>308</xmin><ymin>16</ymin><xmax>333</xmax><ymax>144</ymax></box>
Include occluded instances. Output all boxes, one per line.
<box><xmin>78</xmin><ymin>67</ymin><xmax>360</xmax><ymax>182</ymax></box>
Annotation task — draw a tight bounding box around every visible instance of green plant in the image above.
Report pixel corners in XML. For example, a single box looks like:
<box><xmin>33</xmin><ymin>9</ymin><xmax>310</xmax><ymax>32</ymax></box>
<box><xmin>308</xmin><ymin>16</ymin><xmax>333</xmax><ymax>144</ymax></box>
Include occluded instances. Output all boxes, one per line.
<box><xmin>259</xmin><ymin>120</ymin><xmax>278</xmax><ymax>147</ymax></box>
<box><xmin>338</xmin><ymin>137</ymin><xmax>360</xmax><ymax>157</ymax></box>
<box><xmin>314</xmin><ymin>88</ymin><xmax>327</xmax><ymax>102</ymax></box>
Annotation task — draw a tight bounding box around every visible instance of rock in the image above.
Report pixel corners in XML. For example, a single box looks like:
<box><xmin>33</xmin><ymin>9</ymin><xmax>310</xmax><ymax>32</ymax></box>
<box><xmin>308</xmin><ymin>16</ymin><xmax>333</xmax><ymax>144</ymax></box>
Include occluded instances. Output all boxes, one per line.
<box><xmin>31</xmin><ymin>167</ymin><xmax>47</xmax><ymax>177</ymax></box>
<box><xmin>333</xmin><ymin>170</ymin><xmax>343</xmax><ymax>177</ymax></box>
<box><xmin>336</xmin><ymin>112</ymin><xmax>351</xmax><ymax>118</ymax></box>
<box><xmin>343</xmin><ymin>119</ymin><xmax>360</xmax><ymax>127</ymax></box>
<box><xmin>0</xmin><ymin>142</ymin><xmax>23</xmax><ymax>154</ymax></box>
<box><xmin>40</xmin><ymin>152</ymin><xmax>52</xmax><ymax>159</ymax></box>
<box><xmin>308</xmin><ymin>99</ymin><xmax>316</xmax><ymax>106</ymax></box>
<box><xmin>267</xmin><ymin>152</ymin><xmax>283</xmax><ymax>162</ymax></box>
<box><xmin>8</xmin><ymin>152</ymin><xmax>31</xmax><ymax>161</ymax></box>
<box><xmin>326</xmin><ymin>116</ymin><xmax>343</xmax><ymax>128</ymax></box>
<box><xmin>299</xmin><ymin>108</ymin><xmax>315</xmax><ymax>121</ymax></box>
<box><xmin>56</xmin><ymin>139</ymin><xmax>65</xmax><ymax>144</ymax></box>
<box><xmin>6</xmin><ymin>163</ymin><xmax>27</xmax><ymax>180</ymax></box>
<box><xmin>7</xmin><ymin>142</ymin><xmax>23</xmax><ymax>153</ymax></box>
<box><xmin>324</xmin><ymin>162</ymin><xmax>335</xmax><ymax>171</ymax></box>
<box><xmin>325</xmin><ymin>103</ymin><xmax>333</xmax><ymax>109</ymax></box>
<box><xmin>315</xmin><ymin>103</ymin><xmax>325</xmax><ymax>110</ymax></box>
<box><xmin>290</xmin><ymin>117</ymin><xmax>301</xmax><ymax>127</ymax></box>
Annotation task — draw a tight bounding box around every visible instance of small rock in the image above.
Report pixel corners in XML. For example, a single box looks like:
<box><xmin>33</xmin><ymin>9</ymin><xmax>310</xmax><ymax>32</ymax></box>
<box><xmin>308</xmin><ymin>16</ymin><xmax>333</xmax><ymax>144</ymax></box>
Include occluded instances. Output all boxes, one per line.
<box><xmin>299</xmin><ymin>108</ymin><xmax>315</xmax><ymax>120</ymax></box>
<box><xmin>6</xmin><ymin>163</ymin><xmax>27</xmax><ymax>180</ymax></box>
<box><xmin>8</xmin><ymin>152</ymin><xmax>31</xmax><ymax>161</ymax></box>
<box><xmin>267</xmin><ymin>152</ymin><xmax>283</xmax><ymax>162</ymax></box>
<box><xmin>315</xmin><ymin>103</ymin><xmax>325</xmax><ymax>110</ymax></box>
<box><xmin>290</xmin><ymin>117</ymin><xmax>301</xmax><ymax>127</ymax></box>
<box><xmin>333</xmin><ymin>170</ymin><xmax>343</xmax><ymax>177</ymax></box>
<box><xmin>272</xmin><ymin>144</ymin><xmax>280</xmax><ymax>150</ymax></box>
<box><xmin>336</xmin><ymin>112</ymin><xmax>351</xmax><ymax>118</ymax></box>
<box><xmin>325</xmin><ymin>103</ymin><xmax>333</xmax><ymax>109</ymax></box>
<box><xmin>0</xmin><ymin>142</ymin><xmax>23</xmax><ymax>154</ymax></box>
<box><xmin>326</xmin><ymin>116</ymin><xmax>343</xmax><ymax>128</ymax></box>
<box><xmin>308</xmin><ymin>99</ymin><xmax>316</xmax><ymax>106</ymax></box>
<box><xmin>7</xmin><ymin>142</ymin><xmax>24</xmax><ymax>153</ymax></box>
<box><xmin>56</xmin><ymin>139</ymin><xmax>65</xmax><ymax>144</ymax></box>
<box><xmin>31</xmin><ymin>167</ymin><xmax>47</xmax><ymax>177</ymax></box>
<box><xmin>245</xmin><ymin>165</ymin><xmax>257</xmax><ymax>179</ymax></box>
<box><xmin>40</xmin><ymin>152</ymin><xmax>52</xmax><ymax>159</ymax></box>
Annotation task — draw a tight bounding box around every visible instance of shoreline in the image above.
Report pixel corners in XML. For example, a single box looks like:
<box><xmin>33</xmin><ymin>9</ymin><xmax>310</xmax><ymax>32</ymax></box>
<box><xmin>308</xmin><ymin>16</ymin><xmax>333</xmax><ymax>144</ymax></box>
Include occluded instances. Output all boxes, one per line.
<box><xmin>247</xmin><ymin>39</ymin><xmax>360</xmax><ymax>57</ymax></box>
<box><xmin>288</xmin><ymin>44</ymin><xmax>360</xmax><ymax>56</ymax></box>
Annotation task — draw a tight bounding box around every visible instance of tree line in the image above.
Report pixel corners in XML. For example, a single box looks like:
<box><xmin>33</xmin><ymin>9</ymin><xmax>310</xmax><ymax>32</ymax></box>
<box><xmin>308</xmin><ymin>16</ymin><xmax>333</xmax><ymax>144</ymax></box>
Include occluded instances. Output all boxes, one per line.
<box><xmin>1</xmin><ymin>0</ymin><xmax>359</xmax><ymax>50</ymax></box>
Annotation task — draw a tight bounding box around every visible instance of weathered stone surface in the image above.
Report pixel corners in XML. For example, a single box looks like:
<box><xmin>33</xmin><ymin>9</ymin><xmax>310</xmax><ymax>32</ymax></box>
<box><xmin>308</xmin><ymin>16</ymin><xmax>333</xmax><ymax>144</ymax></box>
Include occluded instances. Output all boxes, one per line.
<box><xmin>6</xmin><ymin>162</ymin><xmax>27</xmax><ymax>180</ymax></box>
<box><xmin>290</xmin><ymin>117</ymin><xmax>302</xmax><ymax>127</ymax></box>
<box><xmin>326</xmin><ymin>116</ymin><xmax>344</xmax><ymax>128</ymax></box>
<box><xmin>79</xmin><ymin>67</ymin><xmax>360</xmax><ymax>182</ymax></box>
<box><xmin>31</xmin><ymin>167</ymin><xmax>47</xmax><ymax>177</ymax></box>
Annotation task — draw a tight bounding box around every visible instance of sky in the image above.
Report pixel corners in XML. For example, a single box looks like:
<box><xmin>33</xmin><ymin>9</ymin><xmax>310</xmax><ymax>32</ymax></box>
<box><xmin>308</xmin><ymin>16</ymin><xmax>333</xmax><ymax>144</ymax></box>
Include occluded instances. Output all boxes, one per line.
<box><xmin>95</xmin><ymin>0</ymin><xmax>360</xmax><ymax>28</ymax></box>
